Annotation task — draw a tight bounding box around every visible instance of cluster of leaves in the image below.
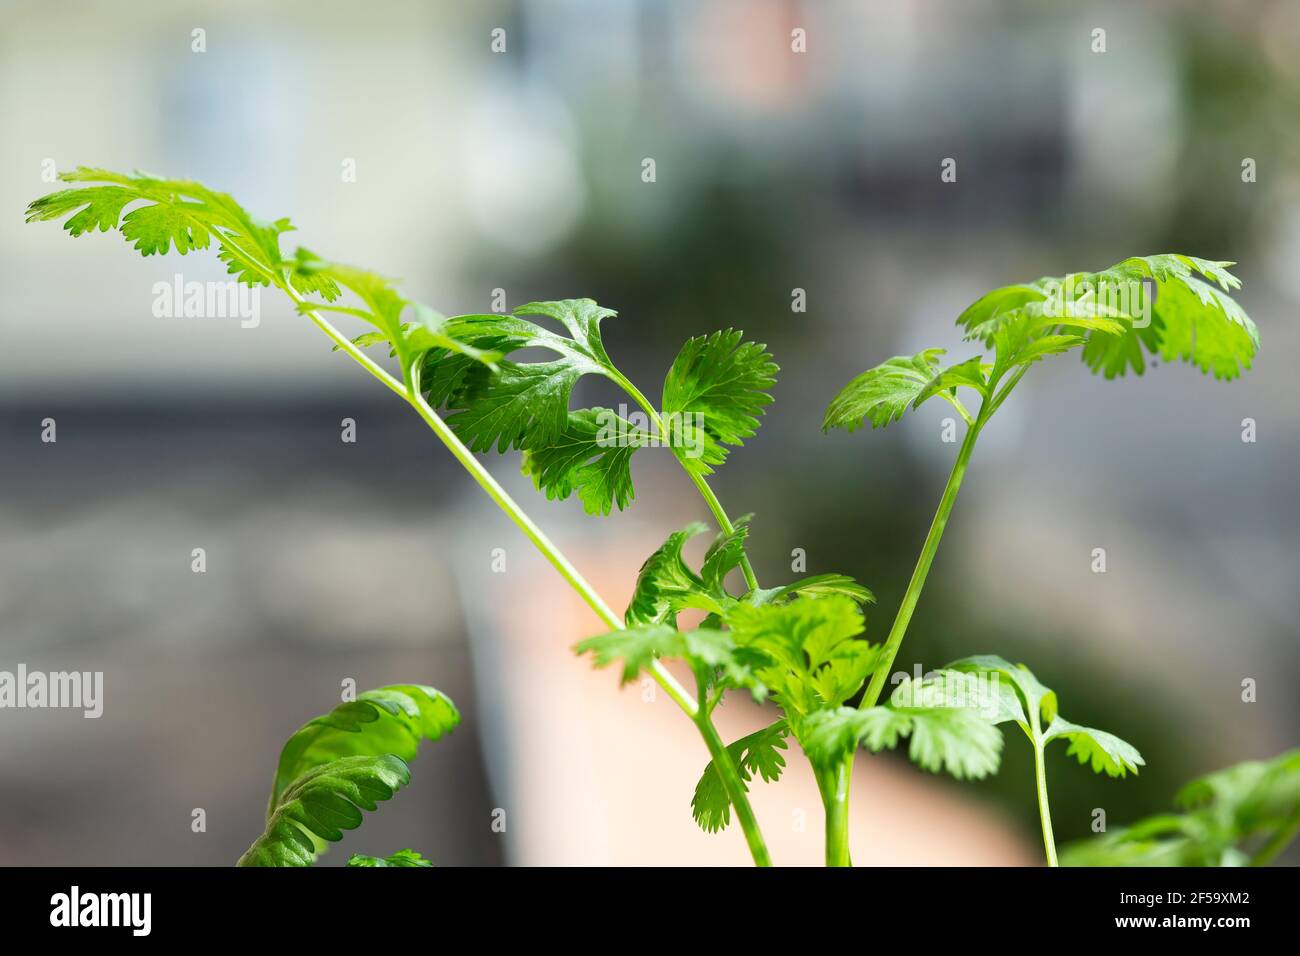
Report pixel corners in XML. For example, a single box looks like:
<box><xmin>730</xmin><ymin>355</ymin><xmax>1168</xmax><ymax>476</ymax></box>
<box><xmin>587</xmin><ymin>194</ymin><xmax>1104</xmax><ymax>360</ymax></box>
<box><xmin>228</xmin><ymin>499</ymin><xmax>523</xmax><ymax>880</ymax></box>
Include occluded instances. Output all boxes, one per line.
<box><xmin>1061</xmin><ymin>750</ymin><xmax>1300</xmax><ymax>867</ymax></box>
<box><xmin>25</xmin><ymin>167</ymin><xmax>497</xmax><ymax>387</ymax></box>
<box><xmin>800</xmin><ymin>671</ymin><xmax>1005</xmax><ymax>780</ymax></box>
<box><xmin>236</xmin><ymin>686</ymin><xmax>459</xmax><ymax>867</ymax></box>
<box><xmin>950</xmin><ymin>656</ymin><xmax>1144</xmax><ymax>778</ymax></box>
<box><xmin>577</xmin><ymin>517</ymin><xmax>1016</xmax><ymax>830</ymax></box>
<box><xmin>823</xmin><ymin>254</ymin><xmax>1259</xmax><ymax>433</ymax></box>
<box><xmin>422</xmin><ymin>308</ymin><xmax>778</xmax><ymax>514</ymax></box>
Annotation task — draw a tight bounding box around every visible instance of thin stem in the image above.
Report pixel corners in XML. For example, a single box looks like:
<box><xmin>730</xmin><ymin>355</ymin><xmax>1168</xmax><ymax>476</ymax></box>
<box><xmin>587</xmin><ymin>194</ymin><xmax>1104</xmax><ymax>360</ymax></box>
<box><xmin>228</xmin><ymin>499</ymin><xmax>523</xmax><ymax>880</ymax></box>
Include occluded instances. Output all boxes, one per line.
<box><xmin>607</xmin><ymin>369</ymin><xmax>760</xmax><ymax>592</ymax></box>
<box><xmin>859</xmin><ymin>407</ymin><xmax>985</xmax><ymax>711</ymax></box>
<box><xmin>1031</xmin><ymin>724</ymin><xmax>1059</xmax><ymax>866</ymax></box>
<box><xmin>406</xmin><ymin>390</ymin><xmax>778</xmax><ymax>864</ymax></box>
<box><xmin>832</xmin><ymin>398</ymin><xmax>991</xmax><ymax>868</ymax></box>
<box><xmin>694</xmin><ymin>711</ymin><xmax>772</xmax><ymax>866</ymax></box>
<box><xmin>1249</xmin><ymin>812</ymin><xmax>1300</xmax><ymax>867</ymax></box>
<box><xmin>989</xmin><ymin>364</ymin><xmax>1029</xmax><ymax>416</ymax></box>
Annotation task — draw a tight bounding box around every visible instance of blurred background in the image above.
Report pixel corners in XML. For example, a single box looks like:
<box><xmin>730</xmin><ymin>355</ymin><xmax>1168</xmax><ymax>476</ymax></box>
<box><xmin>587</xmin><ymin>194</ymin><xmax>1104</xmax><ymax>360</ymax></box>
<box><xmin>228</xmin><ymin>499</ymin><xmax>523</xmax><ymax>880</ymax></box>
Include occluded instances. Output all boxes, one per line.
<box><xmin>0</xmin><ymin>0</ymin><xmax>1296</xmax><ymax>865</ymax></box>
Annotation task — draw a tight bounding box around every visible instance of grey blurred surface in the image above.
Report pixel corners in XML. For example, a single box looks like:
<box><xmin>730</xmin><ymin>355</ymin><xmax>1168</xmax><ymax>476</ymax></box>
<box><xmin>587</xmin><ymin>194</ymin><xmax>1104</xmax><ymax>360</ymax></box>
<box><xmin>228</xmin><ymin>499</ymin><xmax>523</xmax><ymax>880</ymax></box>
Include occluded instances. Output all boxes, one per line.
<box><xmin>0</xmin><ymin>401</ymin><xmax>502</xmax><ymax>864</ymax></box>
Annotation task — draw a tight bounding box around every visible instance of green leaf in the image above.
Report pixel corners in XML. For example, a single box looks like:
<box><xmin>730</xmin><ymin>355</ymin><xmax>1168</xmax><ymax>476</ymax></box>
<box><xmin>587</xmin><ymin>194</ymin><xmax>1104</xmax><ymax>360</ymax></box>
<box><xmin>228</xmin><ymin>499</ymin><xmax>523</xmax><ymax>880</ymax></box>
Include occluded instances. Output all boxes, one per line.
<box><xmin>624</xmin><ymin>522</ymin><xmax>723</xmax><ymax>626</ymax></box>
<box><xmin>119</xmin><ymin>201</ymin><xmax>212</xmax><ymax>256</ymax></box>
<box><xmin>752</xmin><ymin>573</ymin><xmax>876</xmax><ymax>606</ymax></box>
<box><xmin>956</xmin><ymin>254</ymin><xmax>1259</xmax><ymax>381</ymax></box>
<box><xmin>1045</xmin><ymin>717</ymin><xmax>1145</xmax><ymax>778</ymax></box>
<box><xmin>800</xmin><ymin>671</ymin><xmax>1004</xmax><ymax>779</ymax></box>
<box><xmin>948</xmin><ymin>656</ymin><xmax>1142</xmax><ymax>778</ymax></box>
<box><xmin>346</xmin><ymin>848</ymin><xmax>433</xmax><ymax>867</ymax></box>
<box><xmin>700</xmin><ymin>516</ymin><xmax>752</xmax><ymax>594</ymax></box>
<box><xmin>516</xmin><ymin>298</ymin><xmax>617</xmax><ymax>367</ymax></box>
<box><xmin>426</xmin><ymin>302</ymin><xmax>616</xmax><ymax>453</ymax></box>
<box><xmin>574</xmin><ymin>624</ymin><xmax>683</xmax><ymax>685</ymax></box>
<box><xmin>725</xmin><ymin>594</ymin><xmax>874</xmax><ymax>714</ymax></box>
<box><xmin>691</xmin><ymin>721</ymin><xmax>789</xmax><ymax>833</ymax></box>
<box><xmin>450</xmin><ymin>361</ymin><xmax>590</xmax><ymax>453</ymax></box>
<box><xmin>521</xmin><ymin>408</ymin><xmax>650</xmax><ymax>515</ymax></box>
<box><xmin>286</xmin><ymin>247</ymin><xmax>342</xmax><ymax>301</ymax></box>
<box><xmin>913</xmin><ymin>354</ymin><xmax>989</xmax><ymax>408</ymax></box>
<box><xmin>270</xmin><ymin>685</ymin><xmax>460</xmax><ymax>817</ymax></box>
<box><xmin>947</xmin><ymin>654</ymin><xmax>1057</xmax><ymax>730</ymax></box>
<box><xmin>294</xmin><ymin>261</ymin><xmax>473</xmax><ymax>376</ymax></box>
<box><xmin>24</xmin><ymin>184</ymin><xmax>138</xmax><ymax>237</ymax></box>
<box><xmin>662</xmin><ymin>330</ymin><xmax>777</xmax><ymax>474</ymax></box>
<box><xmin>680</xmin><ymin>627</ymin><xmax>769</xmax><ymax>701</ymax></box>
<box><xmin>575</xmin><ymin>624</ymin><xmax>764</xmax><ymax>699</ymax></box>
<box><xmin>29</xmin><ymin>168</ymin><xmax>280</xmax><ymax>277</ymax></box>
<box><xmin>24</xmin><ymin>169</ymin><xmax>497</xmax><ymax>377</ymax></box>
<box><xmin>822</xmin><ymin>348</ymin><xmax>947</xmax><ymax>432</ymax></box>
<box><xmin>238</xmin><ymin>754</ymin><xmax>412</xmax><ymax>867</ymax></box>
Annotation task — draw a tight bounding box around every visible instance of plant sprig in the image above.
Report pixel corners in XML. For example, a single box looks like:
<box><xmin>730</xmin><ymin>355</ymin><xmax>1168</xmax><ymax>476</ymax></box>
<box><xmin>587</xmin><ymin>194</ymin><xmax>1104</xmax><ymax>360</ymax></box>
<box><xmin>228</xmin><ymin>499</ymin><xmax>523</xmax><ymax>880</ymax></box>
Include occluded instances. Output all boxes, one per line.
<box><xmin>821</xmin><ymin>254</ymin><xmax>1257</xmax><ymax>863</ymax></box>
<box><xmin>29</xmin><ymin>167</ymin><xmax>1273</xmax><ymax>869</ymax></box>
<box><xmin>27</xmin><ymin>165</ymin><xmax>780</xmax><ymax>866</ymax></box>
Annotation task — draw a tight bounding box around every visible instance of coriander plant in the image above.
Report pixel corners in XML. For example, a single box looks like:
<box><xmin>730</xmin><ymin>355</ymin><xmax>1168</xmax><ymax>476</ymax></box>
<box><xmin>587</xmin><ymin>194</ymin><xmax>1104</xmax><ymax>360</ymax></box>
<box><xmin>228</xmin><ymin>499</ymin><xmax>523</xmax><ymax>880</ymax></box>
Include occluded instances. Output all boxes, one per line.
<box><xmin>28</xmin><ymin>169</ymin><xmax>1289</xmax><ymax>867</ymax></box>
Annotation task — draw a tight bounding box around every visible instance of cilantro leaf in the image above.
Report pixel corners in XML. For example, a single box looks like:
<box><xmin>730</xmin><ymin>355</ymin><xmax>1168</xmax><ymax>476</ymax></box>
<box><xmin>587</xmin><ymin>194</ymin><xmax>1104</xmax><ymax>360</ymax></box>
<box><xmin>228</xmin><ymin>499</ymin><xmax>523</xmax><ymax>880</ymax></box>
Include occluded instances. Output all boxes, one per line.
<box><xmin>270</xmin><ymin>684</ymin><xmax>460</xmax><ymax>817</ymax></box>
<box><xmin>913</xmin><ymin>354</ymin><xmax>989</xmax><ymax>408</ymax></box>
<box><xmin>700</xmin><ymin>516</ymin><xmax>752</xmax><ymax>594</ymax></box>
<box><xmin>575</xmin><ymin>624</ymin><xmax>765</xmax><ymax>700</ymax></box>
<box><xmin>1045</xmin><ymin>717</ymin><xmax>1145</xmax><ymax>778</ymax></box>
<box><xmin>238</xmin><ymin>754</ymin><xmax>411</xmax><ymax>867</ymax></box>
<box><xmin>800</xmin><ymin>671</ymin><xmax>1005</xmax><ymax>779</ymax></box>
<box><xmin>24</xmin><ymin>169</ymin><xmax>497</xmax><ymax>383</ymax></box>
<box><xmin>295</xmin><ymin>259</ymin><xmax>495</xmax><ymax>376</ymax></box>
<box><xmin>625</xmin><ymin>522</ymin><xmax>729</xmax><ymax>626</ymax></box>
<box><xmin>662</xmin><ymin>330</ymin><xmax>777</xmax><ymax>474</ymax></box>
<box><xmin>691</xmin><ymin>721</ymin><xmax>790</xmax><ymax>833</ymax></box>
<box><xmin>755</xmin><ymin>573</ymin><xmax>875</xmax><ymax>606</ymax></box>
<box><xmin>947</xmin><ymin>655</ymin><xmax>1142</xmax><ymax>779</ymax></box>
<box><xmin>822</xmin><ymin>348</ymin><xmax>947</xmax><ymax>432</ymax></box>
<box><xmin>956</xmin><ymin>254</ymin><xmax>1258</xmax><ymax>381</ymax></box>
<box><xmin>725</xmin><ymin>594</ymin><xmax>875</xmax><ymax>715</ymax></box>
<box><xmin>947</xmin><ymin>654</ymin><xmax>1058</xmax><ymax>729</ymax></box>
<box><xmin>521</xmin><ymin>408</ymin><xmax>650</xmax><ymax>515</ymax></box>
<box><xmin>574</xmin><ymin>624</ymin><xmax>683</xmax><ymax>685</ymax></box>
<box><xmin>421</xmin><ymin>302</ymin><xmax>617</xmax><ymax>453</ymax></box>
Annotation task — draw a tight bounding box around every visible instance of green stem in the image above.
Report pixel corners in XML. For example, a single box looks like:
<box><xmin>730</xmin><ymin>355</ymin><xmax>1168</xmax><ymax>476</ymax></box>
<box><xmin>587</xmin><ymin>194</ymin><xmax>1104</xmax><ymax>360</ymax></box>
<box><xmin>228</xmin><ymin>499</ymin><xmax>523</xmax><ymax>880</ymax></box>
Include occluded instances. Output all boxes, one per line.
<box><xmin>1249</xmin><ymin>812</ymin><xmax>1300</xmax><ymax>867</ymax></box>
<box><xmin>824</xmin><ymin>761</ymin><xmax>852</xmax><ymax>866</ymax></box>
<box><xmin>279</xmin><ymin>281</ymin><xmax>771</xmax><ymax>865</ymax></box>
<box><xmin>859</xmin><ymin>409</ymin><xmax>985</xmax><ymax>711</ymax></box>
<box><xmin>695</xmin><ymin>709</ymin><xmax>773</xmax><ymax>866</ymax></box>
<box><xmin>828</xmin><ymin>402</ymin><xmax>990</xmax><ymax>867</ymax></box>
<box><xmin>1032</xmin><ymin>734</ymin><xmax>1059</xmax><ymax>866</ymax></box>
<box><xmin>608</xmin><ymin>369</ymin><xmax>760</xmax><ymax>592</ymax></box>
